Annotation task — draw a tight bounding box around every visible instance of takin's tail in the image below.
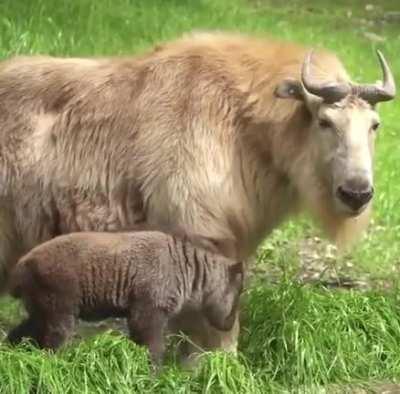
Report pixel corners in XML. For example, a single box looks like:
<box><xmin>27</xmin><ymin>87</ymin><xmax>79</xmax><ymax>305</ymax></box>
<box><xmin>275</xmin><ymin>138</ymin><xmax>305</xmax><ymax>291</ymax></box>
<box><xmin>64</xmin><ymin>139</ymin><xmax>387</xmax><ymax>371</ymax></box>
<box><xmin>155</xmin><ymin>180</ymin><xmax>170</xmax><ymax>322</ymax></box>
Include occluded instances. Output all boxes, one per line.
<box><xmin>9</xmin><ymin>260</ymin><xmax>33</xmax><ymax>298</ymax></box>
<box><xmin>8</xmin><ymin>257</ymin><xmax>42</xmax><ymax>299</ymax></box>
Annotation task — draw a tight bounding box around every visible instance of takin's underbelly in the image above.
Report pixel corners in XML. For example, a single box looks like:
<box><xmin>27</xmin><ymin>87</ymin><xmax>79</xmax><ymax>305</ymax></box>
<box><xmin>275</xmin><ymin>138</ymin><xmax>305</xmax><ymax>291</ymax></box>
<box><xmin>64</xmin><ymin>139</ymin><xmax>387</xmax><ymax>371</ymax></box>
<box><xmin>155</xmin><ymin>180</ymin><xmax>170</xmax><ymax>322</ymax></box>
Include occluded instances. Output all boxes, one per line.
<box><xmin>78</xmin><ymin>304</ymin><xmax>129</xmax><ymax>321</ymax></box>
<box><xmin>15</xmin><ymin>186</ymin><xmax>146</xmax><ymax>252</ymax></box>
<box><xmin>53</xmin><ymin>188</ymin><xmax>145</xmax><ymax>233</ymax></box>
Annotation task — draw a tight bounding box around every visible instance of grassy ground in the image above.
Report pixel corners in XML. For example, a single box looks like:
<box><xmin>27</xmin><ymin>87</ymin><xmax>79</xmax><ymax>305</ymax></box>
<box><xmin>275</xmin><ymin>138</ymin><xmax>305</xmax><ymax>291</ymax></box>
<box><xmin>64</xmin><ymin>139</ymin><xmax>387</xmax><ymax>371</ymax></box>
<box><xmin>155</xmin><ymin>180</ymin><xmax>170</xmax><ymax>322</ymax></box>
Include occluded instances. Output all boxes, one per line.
<box><xmin>0</xmin><ymin>0</ymin><xmax>399</xmax><ymax>392</ymax></box>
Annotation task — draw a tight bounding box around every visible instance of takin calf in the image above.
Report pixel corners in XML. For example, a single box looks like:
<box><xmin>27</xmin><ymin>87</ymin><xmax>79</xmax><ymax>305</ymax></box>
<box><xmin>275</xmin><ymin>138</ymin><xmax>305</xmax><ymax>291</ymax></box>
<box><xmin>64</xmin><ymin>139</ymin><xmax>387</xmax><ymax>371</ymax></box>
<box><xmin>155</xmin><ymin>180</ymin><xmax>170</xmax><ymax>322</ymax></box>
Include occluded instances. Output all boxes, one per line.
<box><xmin>6</xmin><ymin>230</ymin><xmax>244</xmax><ymax>365</ymax></box>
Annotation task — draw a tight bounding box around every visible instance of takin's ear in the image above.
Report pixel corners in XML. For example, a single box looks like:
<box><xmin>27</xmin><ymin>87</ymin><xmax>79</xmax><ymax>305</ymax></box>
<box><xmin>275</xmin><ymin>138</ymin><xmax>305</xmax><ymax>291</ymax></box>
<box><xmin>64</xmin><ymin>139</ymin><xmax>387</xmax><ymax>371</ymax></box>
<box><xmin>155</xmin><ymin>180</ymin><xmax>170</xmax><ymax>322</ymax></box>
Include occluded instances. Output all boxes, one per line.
<box><xmin>229</xmin><ymin>261</ymin><xmax>244</xmax><ymax>277</ymax></box>
<box><xmin>274</xmin><ymin>78</ymin><xmax>304</xmax><ymax>101</ymax></box>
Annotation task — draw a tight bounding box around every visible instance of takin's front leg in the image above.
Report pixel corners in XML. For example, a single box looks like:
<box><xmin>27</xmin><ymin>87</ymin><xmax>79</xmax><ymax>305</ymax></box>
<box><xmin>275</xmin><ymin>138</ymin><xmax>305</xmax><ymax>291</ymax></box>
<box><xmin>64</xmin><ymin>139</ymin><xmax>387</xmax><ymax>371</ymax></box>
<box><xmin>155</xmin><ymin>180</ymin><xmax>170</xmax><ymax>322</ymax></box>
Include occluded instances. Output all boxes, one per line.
<box><xmin>0</xmin><ymin>205</ymin><xmax>25</xmax><ymax>295</ymax></box>
<box><xmin>127</xmin><ymin>301</ymin><xmax>168</xmax><ymax>367</ymax></box>
<box><xmin>168</xmin><ymin>309</ymin><xmax>240</xmax><ymax>369</ymax></box>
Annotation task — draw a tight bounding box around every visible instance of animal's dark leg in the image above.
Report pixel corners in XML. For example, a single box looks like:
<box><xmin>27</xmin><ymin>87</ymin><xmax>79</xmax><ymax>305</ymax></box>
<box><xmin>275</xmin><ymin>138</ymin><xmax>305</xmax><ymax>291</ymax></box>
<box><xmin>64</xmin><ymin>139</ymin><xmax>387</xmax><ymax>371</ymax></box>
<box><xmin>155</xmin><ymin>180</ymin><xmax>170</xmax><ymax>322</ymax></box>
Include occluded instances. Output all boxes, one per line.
<box><xmin>127</xmin><ymin>302</ymin><xmax>168</xmax><ymax>366</ymax></box>
<box><xmin>6</xmin><ymin>316</ymin><xmax>41</xmax><ymax>346</ymax></box>
<box><xmin>39</xmin><ymin>313</ymin><xmax>76</xmax><ymax>350</ymax></box>
<box><xmin>26</xmin><ymin>278</ymin><xmax>78</xmax><ymax>351</ymax></box>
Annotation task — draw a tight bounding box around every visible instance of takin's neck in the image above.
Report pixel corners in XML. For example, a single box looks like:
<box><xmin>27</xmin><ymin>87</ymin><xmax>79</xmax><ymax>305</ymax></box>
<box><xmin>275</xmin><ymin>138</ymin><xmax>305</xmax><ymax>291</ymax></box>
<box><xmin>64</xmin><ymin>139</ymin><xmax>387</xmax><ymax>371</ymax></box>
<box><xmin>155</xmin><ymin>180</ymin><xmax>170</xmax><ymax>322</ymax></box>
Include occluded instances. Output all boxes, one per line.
<box><xmin>229</xmin><ymin>106</ymin><xmax>308</xmax><ymax>257</ymax></box>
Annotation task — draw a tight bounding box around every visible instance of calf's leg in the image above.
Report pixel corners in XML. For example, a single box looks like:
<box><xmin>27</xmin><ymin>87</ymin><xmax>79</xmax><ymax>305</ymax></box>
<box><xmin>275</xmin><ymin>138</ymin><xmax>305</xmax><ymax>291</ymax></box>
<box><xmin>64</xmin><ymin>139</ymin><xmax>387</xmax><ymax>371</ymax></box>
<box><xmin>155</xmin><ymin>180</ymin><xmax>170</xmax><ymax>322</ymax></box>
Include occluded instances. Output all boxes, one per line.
<box><xmin>26</xmin><ymin>286</ymin><xmax>77</xmax><ymax>350</ymax></box>
<box><xmin>127</xmin><ymin>301</ymin><xmax>168</xmax><ymax>366</ymax></box>
<box><xmin>7</xmin><ymin>315</ymin><xmax>42</xmax><ymax>345</ymax></box>
<box><xmin>39</xmin><ymin>313</ymin><xmax>76</xmax><ymax>350</ymax></box>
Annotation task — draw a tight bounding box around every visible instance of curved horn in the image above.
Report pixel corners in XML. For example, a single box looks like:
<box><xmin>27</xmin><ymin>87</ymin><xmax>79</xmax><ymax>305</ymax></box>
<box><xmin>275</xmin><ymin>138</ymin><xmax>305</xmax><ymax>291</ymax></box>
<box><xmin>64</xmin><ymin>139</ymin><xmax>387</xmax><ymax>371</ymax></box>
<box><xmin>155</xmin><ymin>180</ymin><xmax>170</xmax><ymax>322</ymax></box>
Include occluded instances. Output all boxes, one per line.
<box><xmin>301</xmin><ymin>50</ymin><xmax>351</xmax><ymax>104</ymax></box>
<box><xmin>351</xmin><ymin>50</ymin><xmax>396</xmax><ymax>104</ymax></box>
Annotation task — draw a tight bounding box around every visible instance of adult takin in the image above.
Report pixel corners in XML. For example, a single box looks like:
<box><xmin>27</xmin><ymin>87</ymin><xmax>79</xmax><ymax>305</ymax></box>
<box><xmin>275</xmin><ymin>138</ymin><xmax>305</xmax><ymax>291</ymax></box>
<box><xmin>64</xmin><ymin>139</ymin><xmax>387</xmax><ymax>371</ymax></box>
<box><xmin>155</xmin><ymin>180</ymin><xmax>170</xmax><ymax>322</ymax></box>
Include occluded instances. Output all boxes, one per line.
<box><xmin>0</xmin><ymin>31</ymin><xmax>395</xmax><ymax>360</ymax></box>
<box><xmin>7</xmin><ymin>230</ymin><xmax>244</xmax><ymax>365</ymax></box>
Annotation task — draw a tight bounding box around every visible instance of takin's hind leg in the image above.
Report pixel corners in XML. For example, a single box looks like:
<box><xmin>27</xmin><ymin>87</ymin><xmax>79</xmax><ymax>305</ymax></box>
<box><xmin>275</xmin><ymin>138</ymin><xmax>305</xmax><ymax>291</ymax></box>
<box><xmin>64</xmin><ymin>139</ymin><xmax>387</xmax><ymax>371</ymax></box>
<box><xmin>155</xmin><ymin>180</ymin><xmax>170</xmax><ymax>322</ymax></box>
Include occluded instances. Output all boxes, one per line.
<box><xmin>38</xmin><ymin>313</ymin><xmax>76</xmax><ymax>350</ymax></box>
<box><xmin>127</xmin><ymin>302</ymin><xmax>168</xmax><ymax>366</ymax></box>
<box><xmin>6</xmin><ymin>316</ymin><xmax>42</xmax><ymax>346</ymax></box>
<box><xmin>28</xmin><ymin>290</ymin><xmax>78</xmax><ymax>351</ymax></box>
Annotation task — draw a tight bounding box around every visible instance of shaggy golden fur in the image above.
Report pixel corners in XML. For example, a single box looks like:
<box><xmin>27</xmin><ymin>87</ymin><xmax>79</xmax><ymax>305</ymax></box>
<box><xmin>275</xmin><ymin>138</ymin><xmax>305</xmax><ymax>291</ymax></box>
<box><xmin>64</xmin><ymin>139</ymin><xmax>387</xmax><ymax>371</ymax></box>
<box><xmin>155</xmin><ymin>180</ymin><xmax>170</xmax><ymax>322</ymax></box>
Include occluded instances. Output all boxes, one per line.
<box><xmin>0</xmin><ymin>31</ymin><xmax>385</xmax><ymax>357</ymax></box>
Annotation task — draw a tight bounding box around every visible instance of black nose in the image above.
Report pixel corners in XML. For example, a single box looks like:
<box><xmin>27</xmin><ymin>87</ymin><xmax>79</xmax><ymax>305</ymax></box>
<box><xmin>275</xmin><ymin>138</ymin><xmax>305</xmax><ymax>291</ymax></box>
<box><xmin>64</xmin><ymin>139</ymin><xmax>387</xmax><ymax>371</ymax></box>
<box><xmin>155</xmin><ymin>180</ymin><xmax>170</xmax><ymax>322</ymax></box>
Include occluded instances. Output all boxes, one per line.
<box><xmin>337</xmin><ymin>181</ymin><xmax>374</xmax><ymax>211</ymax></box>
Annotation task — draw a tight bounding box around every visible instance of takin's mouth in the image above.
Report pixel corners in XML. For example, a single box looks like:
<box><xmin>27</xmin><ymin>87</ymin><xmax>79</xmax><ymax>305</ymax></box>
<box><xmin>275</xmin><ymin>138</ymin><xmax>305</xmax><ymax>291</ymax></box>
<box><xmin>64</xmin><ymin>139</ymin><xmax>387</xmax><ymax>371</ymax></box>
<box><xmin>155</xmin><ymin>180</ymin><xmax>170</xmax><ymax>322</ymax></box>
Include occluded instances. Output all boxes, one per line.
<box><xmin>346</xmin><ymin>208</ymin><xmax>366</xmax><ymax>218</ymax></box>
<box><xmin>333</xmin><ymin>196</ymin><xmax>371</xmax><ymax>218</ymax></box>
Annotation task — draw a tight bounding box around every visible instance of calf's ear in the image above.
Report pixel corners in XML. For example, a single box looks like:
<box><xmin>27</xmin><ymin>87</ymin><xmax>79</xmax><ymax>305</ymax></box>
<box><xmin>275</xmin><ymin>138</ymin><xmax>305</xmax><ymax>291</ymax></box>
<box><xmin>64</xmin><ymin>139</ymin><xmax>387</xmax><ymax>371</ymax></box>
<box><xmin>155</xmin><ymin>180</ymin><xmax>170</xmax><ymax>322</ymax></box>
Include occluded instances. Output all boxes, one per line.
<box><xmin>229</xmin><ymin>261</ymin><xmax>244</xmax><ymax>277</ymax></box>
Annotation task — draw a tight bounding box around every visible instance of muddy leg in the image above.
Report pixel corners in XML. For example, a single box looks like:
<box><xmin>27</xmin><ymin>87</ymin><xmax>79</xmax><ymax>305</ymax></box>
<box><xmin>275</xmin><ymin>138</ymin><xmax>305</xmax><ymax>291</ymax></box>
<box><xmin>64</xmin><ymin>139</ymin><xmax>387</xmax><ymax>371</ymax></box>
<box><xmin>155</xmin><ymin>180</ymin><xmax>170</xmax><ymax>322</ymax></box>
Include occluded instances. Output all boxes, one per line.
<box><xmin>127</xmin><ymin>302</ymin><xmax>168</xmax><ymax>366</ymax></box>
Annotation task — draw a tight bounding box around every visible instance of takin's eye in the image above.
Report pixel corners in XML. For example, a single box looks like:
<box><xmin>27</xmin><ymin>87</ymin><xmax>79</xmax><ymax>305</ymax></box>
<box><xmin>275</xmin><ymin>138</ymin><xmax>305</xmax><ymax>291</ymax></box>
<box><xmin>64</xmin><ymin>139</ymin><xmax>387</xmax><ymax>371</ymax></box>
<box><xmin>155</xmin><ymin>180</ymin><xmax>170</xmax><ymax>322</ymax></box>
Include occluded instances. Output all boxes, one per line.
<box><xmin>371</xmin><ymin>121</ymin><xmax>380</xmax><ymax>132</ymax></box>
<box><xmin>318</xmin><ymin>118</ymin><xmax>333</xmax><ymax>129</ymax></box>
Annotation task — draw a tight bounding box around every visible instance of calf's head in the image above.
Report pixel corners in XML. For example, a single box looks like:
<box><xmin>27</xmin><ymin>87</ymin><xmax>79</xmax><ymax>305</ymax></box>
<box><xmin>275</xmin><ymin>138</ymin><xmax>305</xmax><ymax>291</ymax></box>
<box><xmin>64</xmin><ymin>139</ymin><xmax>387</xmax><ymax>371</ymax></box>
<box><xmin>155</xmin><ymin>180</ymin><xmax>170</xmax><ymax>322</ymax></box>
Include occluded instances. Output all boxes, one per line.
<box><xmin>203</xmin><ymin>261</ymin><xmax>244</xmax><ymax>331</ymax></box>
<box><xmin>276</xmin><ymin>50</ymin><xmax>396</xmax><ymax>216</ymax></box>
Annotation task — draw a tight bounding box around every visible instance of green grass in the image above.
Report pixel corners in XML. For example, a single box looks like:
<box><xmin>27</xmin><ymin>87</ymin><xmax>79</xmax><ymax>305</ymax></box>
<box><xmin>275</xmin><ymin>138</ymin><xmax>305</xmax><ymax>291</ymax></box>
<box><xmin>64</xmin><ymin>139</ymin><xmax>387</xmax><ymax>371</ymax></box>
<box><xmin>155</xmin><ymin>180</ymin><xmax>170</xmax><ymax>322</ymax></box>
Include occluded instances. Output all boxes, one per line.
<box><xmin>241</xmin><ymin>282</ymin><xmax>400</xmax><ymax>386</ymax></box>
<box><xmin>0</xmin><ymin>0</ymin><xmax>399</xmax><ymax>392</ymax></box>
<box><xmin>3</xmin><ymin>284</ymin><xmax>400</xmax><ymax>393</ymax></box>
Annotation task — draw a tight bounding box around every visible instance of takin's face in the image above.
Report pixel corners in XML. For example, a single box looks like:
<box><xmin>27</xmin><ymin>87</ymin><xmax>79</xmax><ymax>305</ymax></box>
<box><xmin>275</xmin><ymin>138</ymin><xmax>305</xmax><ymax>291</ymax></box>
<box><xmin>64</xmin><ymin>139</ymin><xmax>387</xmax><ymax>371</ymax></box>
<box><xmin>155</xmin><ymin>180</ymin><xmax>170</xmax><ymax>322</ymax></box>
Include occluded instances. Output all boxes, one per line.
<box><xmin>312</xmin><ymin>97</ymin><xmax>378</xmax><ymax>216</ymax></box>
<box><xmin>275</xmin><ymin>50</ymin><xmax>395</xmax><ymax>217</ymax></box>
